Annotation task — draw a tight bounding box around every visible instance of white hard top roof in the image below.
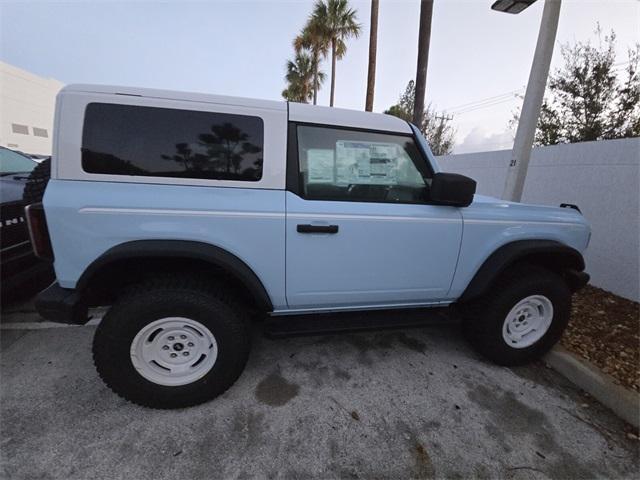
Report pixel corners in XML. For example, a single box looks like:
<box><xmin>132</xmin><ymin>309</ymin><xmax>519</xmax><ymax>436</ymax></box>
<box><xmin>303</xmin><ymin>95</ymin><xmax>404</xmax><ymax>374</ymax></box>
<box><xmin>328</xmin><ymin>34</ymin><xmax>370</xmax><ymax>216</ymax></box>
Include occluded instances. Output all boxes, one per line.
<box><xmin>288</xmin><ymin>102</ymin><xmax>411</xmax><ymax>134</ymax></box>
<box><xmin>62</xmin><ymin>84</ymin><xmax>412</xmax><ymax>134</ymax></box>
<box><xmin>61</xmin><ymin>84</ymin><xmax>285</xmax><ymax>112</ymax></box>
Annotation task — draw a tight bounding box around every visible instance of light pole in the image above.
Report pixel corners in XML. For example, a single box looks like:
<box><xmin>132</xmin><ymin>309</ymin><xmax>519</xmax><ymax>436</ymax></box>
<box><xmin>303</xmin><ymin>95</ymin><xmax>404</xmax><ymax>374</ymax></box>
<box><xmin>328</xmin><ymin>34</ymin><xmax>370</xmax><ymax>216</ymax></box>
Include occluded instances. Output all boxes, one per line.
<box><xmin>492</xmin><ymin>0</ymin><xmax>562</xmax><ymax>202</ymax></box>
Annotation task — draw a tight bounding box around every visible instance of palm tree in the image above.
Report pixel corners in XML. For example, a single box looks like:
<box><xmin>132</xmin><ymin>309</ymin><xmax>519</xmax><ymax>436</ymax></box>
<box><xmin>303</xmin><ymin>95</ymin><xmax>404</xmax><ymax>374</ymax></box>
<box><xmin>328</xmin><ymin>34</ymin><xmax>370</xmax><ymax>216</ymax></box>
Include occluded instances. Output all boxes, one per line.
<box><xmin>282</xmin><ymin>51</ymin><xmax>320</xmax><ymax>103</ymax></box>
<box><xmin>365</xmin><ymin>0</ymin><xmax>379</xmax><ymax>112</ymax></box>
<box><xmin>309</xmin><ymin>0</ymin><xmax>361</xmax><ymax>107</ymax></box>
<box><xmin>413</xmin><ymin>0</ymin><xmax>434</xmax><ymax>125</ymax></box>
<box><xmin>294</xmin><ymin>23</ymin><xmax>329</xmax><ymax>105</ymax></box>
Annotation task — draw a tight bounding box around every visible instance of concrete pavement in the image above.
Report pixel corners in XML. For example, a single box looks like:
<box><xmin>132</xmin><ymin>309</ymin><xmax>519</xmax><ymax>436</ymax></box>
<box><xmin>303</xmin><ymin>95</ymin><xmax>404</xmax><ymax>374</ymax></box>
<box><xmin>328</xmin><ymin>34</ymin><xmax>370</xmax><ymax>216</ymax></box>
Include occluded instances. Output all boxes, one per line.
<box><xmin>1</xmin><ymin>312</ymin><xmax>638</xmax><ymax>479</ymax></box>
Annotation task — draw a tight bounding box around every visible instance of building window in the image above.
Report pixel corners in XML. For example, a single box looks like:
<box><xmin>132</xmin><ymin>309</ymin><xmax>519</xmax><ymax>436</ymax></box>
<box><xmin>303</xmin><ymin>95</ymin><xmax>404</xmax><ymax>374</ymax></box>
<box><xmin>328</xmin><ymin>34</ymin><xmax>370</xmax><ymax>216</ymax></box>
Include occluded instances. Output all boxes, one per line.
<box><xmin>11</xmin><ymin>124</ymin><xmax>29</xmax><ymax>135</ymax></box>
<box><xmin>33</xmin><ymin>127</ymin><xmax>49</xmax><ymax>138</ymax></box>
<box><xmin>82</xmin><ymin>103</ymin><xmax>264</xmax><ymax>181</ymax></box>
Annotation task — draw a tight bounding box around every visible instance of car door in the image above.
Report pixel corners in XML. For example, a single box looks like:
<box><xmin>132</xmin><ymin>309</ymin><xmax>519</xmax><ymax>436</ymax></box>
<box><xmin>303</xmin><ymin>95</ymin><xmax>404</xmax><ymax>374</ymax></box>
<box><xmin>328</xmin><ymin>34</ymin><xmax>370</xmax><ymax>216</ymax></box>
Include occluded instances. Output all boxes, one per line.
<box><xmin>285</xmin><ymin>123</ymin><xmax>463</xmax><ymax>310</ymax></box>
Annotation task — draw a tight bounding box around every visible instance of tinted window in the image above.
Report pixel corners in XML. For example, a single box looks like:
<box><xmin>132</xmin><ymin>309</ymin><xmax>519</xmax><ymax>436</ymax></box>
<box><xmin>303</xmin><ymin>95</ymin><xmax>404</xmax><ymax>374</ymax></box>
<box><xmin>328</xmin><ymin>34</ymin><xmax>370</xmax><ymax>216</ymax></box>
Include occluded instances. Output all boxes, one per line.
<box><xmin>0</xmin><ymin>147</ymin><xmax>36</xmax><ymax>175</ymax></box>
<box><xmin>296</xmin><ymin>125</ymin><xmax>431</xmax><ymax>203</ymax></box>
<box><xmin>82</xmin><ymin>103</ymin><xmax>264</xmax><ymax>181</ymax></box>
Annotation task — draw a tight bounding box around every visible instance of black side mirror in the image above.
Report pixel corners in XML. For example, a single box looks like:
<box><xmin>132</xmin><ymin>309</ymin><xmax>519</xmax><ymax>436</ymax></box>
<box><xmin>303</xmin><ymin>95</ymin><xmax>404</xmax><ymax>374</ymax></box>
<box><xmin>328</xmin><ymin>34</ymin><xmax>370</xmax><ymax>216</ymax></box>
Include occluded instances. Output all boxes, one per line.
<box><xmin>430</xmin><ymin>172</ymin><xmax>477</xmax><ymax>207</ymax></box>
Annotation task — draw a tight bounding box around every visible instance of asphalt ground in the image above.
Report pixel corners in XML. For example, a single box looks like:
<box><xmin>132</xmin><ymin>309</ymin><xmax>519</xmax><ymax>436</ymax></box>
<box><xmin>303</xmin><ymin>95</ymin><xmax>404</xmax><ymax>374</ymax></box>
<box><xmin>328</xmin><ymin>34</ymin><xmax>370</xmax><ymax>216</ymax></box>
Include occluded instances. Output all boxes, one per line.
<box><xmin>1</xmin><ymin>298</ymin><xmax>638</xmax><ymax>479</ymax></box>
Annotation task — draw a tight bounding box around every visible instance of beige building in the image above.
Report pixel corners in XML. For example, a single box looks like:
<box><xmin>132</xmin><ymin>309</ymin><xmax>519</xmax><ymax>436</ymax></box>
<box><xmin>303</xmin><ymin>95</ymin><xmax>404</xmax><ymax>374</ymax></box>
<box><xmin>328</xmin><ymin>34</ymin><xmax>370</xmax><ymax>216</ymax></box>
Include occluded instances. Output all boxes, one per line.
<box><xmin>0</xmin><ymin>61</ymin><xmax>64</xmax><ymax>155</ymax></box>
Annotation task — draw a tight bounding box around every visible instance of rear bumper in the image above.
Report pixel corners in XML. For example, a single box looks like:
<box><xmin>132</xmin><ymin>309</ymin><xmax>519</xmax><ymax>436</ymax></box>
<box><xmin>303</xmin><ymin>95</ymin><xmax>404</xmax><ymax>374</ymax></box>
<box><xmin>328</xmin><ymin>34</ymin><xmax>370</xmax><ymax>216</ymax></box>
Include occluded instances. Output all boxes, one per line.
<box><xmin>35</xmin><ymin>282</ymin><xmax>89</xmax><ymax>324</ymax></box>
<box><xmin>565</xmin><ymin>269</ymin><xmax>590</xmax><ymax>292</ymax></box>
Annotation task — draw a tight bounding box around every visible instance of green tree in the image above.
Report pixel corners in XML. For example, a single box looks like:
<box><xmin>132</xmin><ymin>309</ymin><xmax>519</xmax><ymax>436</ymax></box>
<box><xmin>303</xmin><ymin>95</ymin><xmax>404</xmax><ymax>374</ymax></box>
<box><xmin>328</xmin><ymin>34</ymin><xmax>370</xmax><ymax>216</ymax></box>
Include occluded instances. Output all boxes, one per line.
<box><xmin>512</xmin><ymin>29</ymin><xmax>640</xmax><ymax>145</ymax></box>
<box><xmin>308</xmin><ymin>0</ymin><xmax>361</xmax><ymax>107</ymax></box>
<box><xmin>282</xmin><ymin>51</ymin><xmax>320</xmax><ymax>103</ymax></box>
<box><xmin>294</xmin><ymin>23</ymin><xmax>329</xmax><ymax>105</ymax></box>
<box><xmin>385</xmin><ymin>80</ymin><xmax>456</xmax><ymax>156</ymax></box>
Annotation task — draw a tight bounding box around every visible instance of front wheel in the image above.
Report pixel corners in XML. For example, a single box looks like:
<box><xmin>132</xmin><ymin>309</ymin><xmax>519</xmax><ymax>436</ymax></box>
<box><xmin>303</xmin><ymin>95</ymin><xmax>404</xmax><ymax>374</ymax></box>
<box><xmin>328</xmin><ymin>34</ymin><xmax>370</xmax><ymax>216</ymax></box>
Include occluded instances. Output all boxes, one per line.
<box><xmin>461</xmin><ymin>265</ymin><xmax>571</xmax><ymax>366</ymax></box>
<box><xmin>93</xmin><ymin>278</ymin><xmax>251</xmax><ymax>409</ymax></box>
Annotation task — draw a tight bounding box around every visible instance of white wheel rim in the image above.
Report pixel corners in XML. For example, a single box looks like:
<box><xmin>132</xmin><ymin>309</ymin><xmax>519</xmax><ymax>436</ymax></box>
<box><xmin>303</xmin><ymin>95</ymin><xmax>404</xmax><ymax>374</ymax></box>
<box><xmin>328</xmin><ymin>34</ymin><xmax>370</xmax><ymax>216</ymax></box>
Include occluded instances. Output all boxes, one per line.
<box><xmin>502</xmin><ymin>295</ymin><xmax>553</xmax><ymax>349</ymax></box>
<box><xmin>130</xmin><ymin>317</ymin><xmax>218</xmax><ymax>386</ymax></box>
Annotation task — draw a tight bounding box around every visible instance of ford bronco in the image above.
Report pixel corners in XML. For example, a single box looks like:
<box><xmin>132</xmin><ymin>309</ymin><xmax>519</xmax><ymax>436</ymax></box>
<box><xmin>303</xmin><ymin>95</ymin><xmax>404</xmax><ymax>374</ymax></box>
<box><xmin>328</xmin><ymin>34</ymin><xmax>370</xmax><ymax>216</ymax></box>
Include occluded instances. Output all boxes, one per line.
<box><xmin>26</xmin><ymin>84</ymin><xmax>590</xmax><ymax>409</ymax></box>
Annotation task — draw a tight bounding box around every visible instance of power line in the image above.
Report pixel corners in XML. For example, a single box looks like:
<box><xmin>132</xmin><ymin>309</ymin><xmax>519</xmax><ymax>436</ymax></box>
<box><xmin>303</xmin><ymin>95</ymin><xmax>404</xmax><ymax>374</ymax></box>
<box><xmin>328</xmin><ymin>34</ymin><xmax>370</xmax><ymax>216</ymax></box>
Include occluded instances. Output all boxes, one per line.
<box><xmin>453</xmin><ymin>98</ymin><xmax>520</xmax><ymax>115</ymax></box>
<box><xmin>445</xmin><ymin>88</ymin><xmax>524</xmax><ymax>112</ymax></box>
<box><xmin>452</xmin><ymin>96</ymin><xmax>523</xmax><ymax>116</ymax></box>
<box><xmin>441</xmin><ymin>57</ymin><xmax>634</xmax><ymax>120</ymax></box>
<box><xmin>444</xmin><ymin>87</ymin><xmax>525</xmax><ymax>116</ymax></box>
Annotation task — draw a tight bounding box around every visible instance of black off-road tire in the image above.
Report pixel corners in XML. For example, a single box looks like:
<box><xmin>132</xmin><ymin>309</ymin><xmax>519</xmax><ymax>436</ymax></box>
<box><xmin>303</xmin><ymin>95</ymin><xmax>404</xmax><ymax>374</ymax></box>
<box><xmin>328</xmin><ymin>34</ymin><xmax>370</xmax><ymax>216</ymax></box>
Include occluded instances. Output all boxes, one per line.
<box><xmin>92</xmin><ymin>277</ymin><xmax>251</xmax><ymax>409</ymax></box>
<box><xmin>461</xmin><ymin>265</ymin><xmax>571</xmax><ymax>366</ymax></box>
<box><xmin>22</xmin><ymin>157</ymin><xmax>51</xmax><ymax>204</ymax></box>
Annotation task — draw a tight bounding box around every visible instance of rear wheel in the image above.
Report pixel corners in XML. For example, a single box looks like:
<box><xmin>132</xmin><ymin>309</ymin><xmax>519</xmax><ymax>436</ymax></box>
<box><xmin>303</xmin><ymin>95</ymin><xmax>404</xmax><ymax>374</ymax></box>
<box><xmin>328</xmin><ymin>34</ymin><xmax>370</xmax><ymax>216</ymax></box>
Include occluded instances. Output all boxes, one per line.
<box><xmin>129</xmin><ymin>317</ymin><xmax>219</xmax><ymax>387</ymax></box>
<box><xmin>461</xmin><ymin>265</ymin><xmax>571</xmax><ymax>366</ymax></box>
<box><xmin>93</xmin><ymin>277</ymin><xmax>251</xmax><ymax>409</ymax></box>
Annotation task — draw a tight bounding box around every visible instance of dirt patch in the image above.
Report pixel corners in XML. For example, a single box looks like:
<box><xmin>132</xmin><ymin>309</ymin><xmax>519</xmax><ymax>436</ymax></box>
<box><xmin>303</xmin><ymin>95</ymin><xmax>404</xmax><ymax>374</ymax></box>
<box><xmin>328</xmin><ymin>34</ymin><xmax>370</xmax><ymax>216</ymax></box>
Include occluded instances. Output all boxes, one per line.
<box><xmin>254</xmin><ymin>372</ymin><xmax>300</xmax><ymax>407</ymax></box>
<box><xmin>413</xmin><ymin>442</ymin><xmax>434</xmax><ymax>479</ymax></box>
<box><xmin>562</xmin><ymin>285</ymin><xmax>639</xmax><ymax>393</ymax></box>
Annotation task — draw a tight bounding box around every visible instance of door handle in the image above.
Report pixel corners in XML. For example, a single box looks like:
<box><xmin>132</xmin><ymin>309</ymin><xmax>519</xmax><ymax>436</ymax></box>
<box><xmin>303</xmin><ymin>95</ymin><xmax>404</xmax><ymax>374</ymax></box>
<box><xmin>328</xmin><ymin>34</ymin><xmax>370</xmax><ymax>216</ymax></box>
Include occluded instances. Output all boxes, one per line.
<box><xmin>297</xmin><ymin>224</ymin><xmax>339</xmax><ymax>234</ymax></box>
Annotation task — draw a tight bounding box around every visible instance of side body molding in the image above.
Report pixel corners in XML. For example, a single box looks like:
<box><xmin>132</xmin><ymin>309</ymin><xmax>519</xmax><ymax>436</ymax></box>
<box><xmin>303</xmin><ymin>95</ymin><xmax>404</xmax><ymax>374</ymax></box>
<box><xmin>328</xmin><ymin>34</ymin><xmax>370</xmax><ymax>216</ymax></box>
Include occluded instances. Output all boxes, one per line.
<box><xmin>459</xmin><ymin>240</ymin><xmax>586</xmax><ymax>302</ymax></box>
<box><xmin>77</xmin><ymin>239</ymin><xmax>273</xmax><ymax>311</ymax></box>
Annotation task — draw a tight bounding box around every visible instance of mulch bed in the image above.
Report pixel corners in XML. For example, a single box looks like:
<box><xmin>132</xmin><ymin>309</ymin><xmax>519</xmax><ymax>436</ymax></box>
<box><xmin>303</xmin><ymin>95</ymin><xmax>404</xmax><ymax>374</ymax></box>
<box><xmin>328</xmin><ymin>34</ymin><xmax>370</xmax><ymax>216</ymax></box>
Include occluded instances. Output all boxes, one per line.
<box><xmin>562</xmin><ymin>285</ymin><xmax>639</xmax><ymax>393</ymax></box>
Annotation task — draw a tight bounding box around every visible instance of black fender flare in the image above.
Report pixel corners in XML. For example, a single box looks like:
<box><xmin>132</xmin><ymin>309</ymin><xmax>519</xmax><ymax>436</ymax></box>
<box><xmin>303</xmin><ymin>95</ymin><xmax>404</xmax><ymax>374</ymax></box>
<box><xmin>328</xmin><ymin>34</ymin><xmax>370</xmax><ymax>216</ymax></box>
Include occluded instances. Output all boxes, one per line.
<box><xmin>459</xmin><ymin>239</ymin><xmax>586</xmax><ymax>302</ymax></box>
<box><xmin>77</xmin><ymin>239</ymin><xmax>273</xmax><ymax>311</ymax></box>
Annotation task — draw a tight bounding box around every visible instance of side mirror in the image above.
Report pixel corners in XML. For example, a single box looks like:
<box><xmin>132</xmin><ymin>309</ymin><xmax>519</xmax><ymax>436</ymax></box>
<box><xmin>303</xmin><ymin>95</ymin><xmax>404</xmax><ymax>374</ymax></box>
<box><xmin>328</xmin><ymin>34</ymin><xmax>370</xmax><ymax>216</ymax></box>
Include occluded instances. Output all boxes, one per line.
<box><xmin>430</xmin><ymin>172</ymin><xmax>477</xmax><ymax>207</ymax></box>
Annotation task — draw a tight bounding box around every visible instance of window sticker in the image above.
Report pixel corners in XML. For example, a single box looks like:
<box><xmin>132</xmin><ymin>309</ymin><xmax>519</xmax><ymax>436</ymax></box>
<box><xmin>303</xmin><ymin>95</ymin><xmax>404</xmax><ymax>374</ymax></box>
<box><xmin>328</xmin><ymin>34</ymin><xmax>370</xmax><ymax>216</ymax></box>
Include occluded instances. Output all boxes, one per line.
<box><xmin>307</xmin><ymin>149</ymin><xmax>335</xmax><ymax>183</ymax></box>
<box><xmin>335</xmin><ymin>141</ymin><xmax>400</xmax><ymax>185</ymax></box>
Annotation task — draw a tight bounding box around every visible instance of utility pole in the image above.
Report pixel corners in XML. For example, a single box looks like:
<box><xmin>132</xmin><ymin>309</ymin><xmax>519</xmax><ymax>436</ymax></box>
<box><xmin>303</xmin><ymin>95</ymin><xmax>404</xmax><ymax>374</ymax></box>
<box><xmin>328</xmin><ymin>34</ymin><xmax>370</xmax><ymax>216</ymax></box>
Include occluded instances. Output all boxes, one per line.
<box><xmin>413</xmin><ymin>0</ymin><xmax>434</xmax><ymax>126</ymax></box>
<box><xmin>365</xmin><ymin>0</ymin><xmax>379</xmax><ymax>112</ymax></box>
<box><xmin>433</xmin><ymin>113</ymin><xmax>453</xmax><ymax>153</ymax></box>
<box><xmin>502</xmin><ymin>0</ymin><xmax>561</xmax><ymax>202</ymax></box>
<box><xmin>434</xmin><ymin>113</ymin><xmax>454</xmax><ymax>138</ymax></box>
<box><xmin>434</xmin><ymin>114</ymin><xmax>454</xmax><ymax>123</ymax></box>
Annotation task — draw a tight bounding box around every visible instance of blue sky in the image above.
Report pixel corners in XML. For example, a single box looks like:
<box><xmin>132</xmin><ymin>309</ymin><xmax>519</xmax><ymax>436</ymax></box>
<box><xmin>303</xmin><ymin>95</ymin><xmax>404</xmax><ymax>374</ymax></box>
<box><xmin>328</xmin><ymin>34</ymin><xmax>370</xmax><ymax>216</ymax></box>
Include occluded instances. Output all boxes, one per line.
<box><xmin>1</xmin><ymin>0</ymin><xmax>638</xmax><ymax>152</ymax></box>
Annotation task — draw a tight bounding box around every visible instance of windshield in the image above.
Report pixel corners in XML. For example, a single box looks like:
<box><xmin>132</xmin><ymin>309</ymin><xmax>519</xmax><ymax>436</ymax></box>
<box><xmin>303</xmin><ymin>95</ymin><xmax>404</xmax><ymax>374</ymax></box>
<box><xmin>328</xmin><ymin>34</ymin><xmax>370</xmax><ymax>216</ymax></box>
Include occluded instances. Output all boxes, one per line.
<box><xmin>0</xmin><ymin>147</ymin><xmax>36</xmax><ymax>176</ymax></box>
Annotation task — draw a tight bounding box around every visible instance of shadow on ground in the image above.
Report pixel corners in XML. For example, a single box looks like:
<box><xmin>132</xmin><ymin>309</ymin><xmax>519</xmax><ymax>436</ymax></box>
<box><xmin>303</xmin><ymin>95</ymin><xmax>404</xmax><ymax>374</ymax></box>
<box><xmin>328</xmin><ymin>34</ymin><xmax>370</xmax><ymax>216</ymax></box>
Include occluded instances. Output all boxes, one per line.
<box><xmin>1</xmin><ymin>269</ymin><xmax>54</xmax><ymax>309</ymax></box>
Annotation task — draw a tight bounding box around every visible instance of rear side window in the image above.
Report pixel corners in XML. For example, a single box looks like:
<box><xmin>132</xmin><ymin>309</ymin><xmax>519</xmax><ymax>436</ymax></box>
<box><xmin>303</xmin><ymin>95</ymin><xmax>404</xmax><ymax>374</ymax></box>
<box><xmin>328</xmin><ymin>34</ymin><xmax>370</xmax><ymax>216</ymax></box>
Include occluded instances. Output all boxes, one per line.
<box><xmin>82</xmin><ymin>103</ymin><xmax>264</xmax><ymax>181</ymax></box>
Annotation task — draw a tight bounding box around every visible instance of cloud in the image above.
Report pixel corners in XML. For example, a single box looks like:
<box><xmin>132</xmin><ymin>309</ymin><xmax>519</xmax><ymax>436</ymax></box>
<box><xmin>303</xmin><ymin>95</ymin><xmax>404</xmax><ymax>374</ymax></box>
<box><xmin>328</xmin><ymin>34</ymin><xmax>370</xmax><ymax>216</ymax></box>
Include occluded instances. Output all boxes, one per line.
<box><xmin>453</xmin><ymin>127</ymin><xmax>514</xmax><ymax>154</ymax></box>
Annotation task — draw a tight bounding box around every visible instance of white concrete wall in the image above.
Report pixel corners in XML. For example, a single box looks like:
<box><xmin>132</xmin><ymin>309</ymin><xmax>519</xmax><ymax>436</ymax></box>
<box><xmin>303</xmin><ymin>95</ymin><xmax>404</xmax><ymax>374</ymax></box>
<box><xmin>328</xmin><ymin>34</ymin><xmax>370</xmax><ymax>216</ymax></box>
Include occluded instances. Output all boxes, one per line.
<box><xmin>438</xmin><ymin>138</ymin><xmax>640</xmax><ymax>302</ymax></box>
<box><xmin>0</xmin><ymin>61</ymin><xmax>64</xmax><ymax>155</ymax></box>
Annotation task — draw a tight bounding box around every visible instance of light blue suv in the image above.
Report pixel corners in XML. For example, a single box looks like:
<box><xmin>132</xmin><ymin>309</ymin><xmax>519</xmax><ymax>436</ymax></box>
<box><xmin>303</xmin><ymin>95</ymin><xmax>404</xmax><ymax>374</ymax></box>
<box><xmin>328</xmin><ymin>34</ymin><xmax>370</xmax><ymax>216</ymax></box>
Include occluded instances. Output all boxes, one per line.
<box><xmin>26</xmin><ymin>85</ymin><xmax>591</xmax><ymax>408</ymax></box>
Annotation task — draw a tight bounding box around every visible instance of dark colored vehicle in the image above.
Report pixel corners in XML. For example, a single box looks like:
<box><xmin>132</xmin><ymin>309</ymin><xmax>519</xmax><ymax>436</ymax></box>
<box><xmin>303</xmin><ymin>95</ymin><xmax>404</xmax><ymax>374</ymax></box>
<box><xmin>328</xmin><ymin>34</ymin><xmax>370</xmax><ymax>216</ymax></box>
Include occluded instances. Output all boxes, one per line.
<box><xmin>0</xmin><ymin>147</ymin><xmax>52</xmax><ymax>295</ymax></box>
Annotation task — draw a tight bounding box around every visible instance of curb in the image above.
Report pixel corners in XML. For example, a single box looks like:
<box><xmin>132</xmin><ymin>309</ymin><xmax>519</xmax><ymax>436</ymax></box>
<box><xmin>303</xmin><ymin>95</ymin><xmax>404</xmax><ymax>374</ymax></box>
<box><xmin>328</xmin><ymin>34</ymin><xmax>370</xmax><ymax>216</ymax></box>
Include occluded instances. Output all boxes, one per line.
<box><xmin>545</xmin><ymin>345</ymin><xmax>639</xmax><ymax>428</ymax></box>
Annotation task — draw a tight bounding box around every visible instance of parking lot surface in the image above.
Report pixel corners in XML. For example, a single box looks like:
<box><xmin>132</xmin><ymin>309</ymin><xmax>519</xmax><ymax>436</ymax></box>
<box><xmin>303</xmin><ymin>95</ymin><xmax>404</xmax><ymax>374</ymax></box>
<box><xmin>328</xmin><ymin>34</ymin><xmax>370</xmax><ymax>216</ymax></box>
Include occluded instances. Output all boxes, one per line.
<box><xmin>1</xmin><ymin>306</ymin><xmax>638</xmax><ymax>479</ymax></box>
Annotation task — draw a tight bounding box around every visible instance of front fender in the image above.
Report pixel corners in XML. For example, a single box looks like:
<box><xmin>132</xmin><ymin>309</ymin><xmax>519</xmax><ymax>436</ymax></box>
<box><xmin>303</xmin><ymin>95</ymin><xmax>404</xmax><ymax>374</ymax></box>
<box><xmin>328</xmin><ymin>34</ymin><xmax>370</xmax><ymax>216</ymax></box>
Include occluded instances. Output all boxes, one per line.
<box><xmin>458</xmin><ymin>240</ymin><xmax>586</xmax><ymax>302</ymax></box>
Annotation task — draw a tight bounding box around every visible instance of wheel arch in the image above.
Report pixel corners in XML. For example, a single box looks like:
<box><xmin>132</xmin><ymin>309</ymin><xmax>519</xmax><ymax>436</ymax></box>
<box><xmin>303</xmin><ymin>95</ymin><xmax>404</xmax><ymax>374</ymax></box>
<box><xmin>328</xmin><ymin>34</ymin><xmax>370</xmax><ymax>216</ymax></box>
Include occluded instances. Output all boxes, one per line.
<box><xmin>77</xmin><ymin>239</ymin><xmax>273</xmax><ymax>311</ymax></box>
<box><xmin>458</xmin><ymin>239</ymin><xmax>587</xmax><ymax>303</ymax></box>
